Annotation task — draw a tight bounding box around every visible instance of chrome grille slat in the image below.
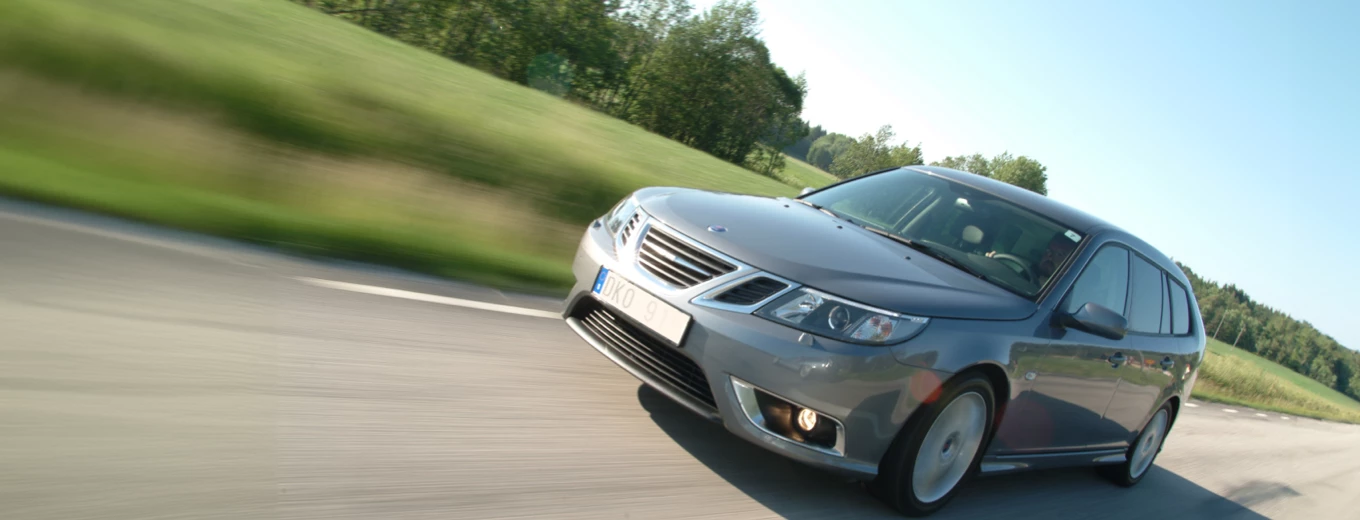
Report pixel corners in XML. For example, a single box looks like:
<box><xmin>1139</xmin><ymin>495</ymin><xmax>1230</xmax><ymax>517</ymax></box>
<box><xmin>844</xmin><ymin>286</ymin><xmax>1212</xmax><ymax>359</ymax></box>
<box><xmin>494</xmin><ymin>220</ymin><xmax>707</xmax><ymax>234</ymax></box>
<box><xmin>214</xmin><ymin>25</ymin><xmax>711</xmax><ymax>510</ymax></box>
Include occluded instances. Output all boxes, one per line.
<box><xmin>572</xmin><ymin>299</ymin><xmax>715</xmax><ymax>408</ymax></box>
<box><xmin>619</xmin><ymin>211</ymin><xmax>642</xmax><ymax>244</ymax></box>
<box><xmin>584</xmin><ymin>315</ymin><xmax>711</xmax><ymax>399</ymax></box>
<box><xmin>635</xmin><ymin>226</ymin><xmax>736</xmax><ymax>289</ymax></box>
<box><xmin>645</xmin><ymin>232</ymin><xmax>733</xmax><ymax>274</ymax></box>
<box><xmin>584</xmin><ymin>315</ymin><xmax>690</xmax><ymax>382</ymax></box>
<box><xmin>638</xmin><ymin>248</ymin><xmax>706</xmax><ymax>285</ymax></box>
<box><xmin>640</xmin><ymin>241</ymin><xmax>715</xmax><ymax>279</ymax></box>
<box><xmin>636</xmin><ymin>258</ymin><xmax>691</xmax><ymax>287</ymax></box>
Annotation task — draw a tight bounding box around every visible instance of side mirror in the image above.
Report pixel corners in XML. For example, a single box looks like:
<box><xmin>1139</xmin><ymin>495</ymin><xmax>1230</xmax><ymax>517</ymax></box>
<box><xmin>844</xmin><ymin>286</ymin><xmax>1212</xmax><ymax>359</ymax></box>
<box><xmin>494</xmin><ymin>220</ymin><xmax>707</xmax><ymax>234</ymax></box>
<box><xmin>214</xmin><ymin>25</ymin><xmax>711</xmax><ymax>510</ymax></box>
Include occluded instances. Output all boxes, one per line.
<box><xmin>799</xmin><ymin>187</ymin><xmax>815</xmax><ymax>196</ymax></box>
<box><xmin>1059</xmin><ymin>302</ymin><xmax>1128</xmax><ymax>340</ymax></box>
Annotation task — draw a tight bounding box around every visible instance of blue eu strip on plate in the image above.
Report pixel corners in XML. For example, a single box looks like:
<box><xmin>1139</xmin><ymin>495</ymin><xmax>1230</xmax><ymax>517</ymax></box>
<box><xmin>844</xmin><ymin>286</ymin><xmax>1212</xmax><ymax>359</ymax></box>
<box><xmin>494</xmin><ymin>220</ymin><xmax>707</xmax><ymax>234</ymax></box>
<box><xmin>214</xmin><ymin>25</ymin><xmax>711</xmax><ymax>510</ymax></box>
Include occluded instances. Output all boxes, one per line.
<box><xmin>592</xmin><ymin>267</ymin><xmax>609</xmax><ymax>294</ymax></box>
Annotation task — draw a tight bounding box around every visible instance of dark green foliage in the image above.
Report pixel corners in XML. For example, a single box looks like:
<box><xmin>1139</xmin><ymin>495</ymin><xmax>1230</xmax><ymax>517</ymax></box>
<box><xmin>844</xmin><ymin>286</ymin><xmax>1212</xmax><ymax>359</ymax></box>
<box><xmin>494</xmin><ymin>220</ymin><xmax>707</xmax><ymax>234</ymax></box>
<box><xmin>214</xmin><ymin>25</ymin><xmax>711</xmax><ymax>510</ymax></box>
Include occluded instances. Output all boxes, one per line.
<box><xmin>828</xmin><ymin>125</ymin><xmax>922</xmax><ymax>179</ymax></box>
<box><xmin>932</xmin><ymin>153</ymin><xmax>992</xmax><ymax>176</ymax></box>
<box><xmin>623</xmin><ymin>1</ymin><xmax>804</xmax><ymax>163</ymax></box>
<box><xmin>932</xmin><ymin>152</ymin><xmax>1048</xmax><ymax>195</ymax></box>
<box><xmin>806</xmin><ymin>133</ymin><xmax>852</xmax><ymax>169</ymax></box>
<box><xmin>307</xmin><ymin>0</ymin><xmax>623</xmax><ymax>92</ymax></box>
<box><xmin>745</xmin><ymin>80</ymin><xmax>810</xmax><ymax>177</ymax></box>
<box><xmin>781</xmin><ymin>122</ymin><xmax>825</xmax><ymax>161</ymax></box>
<box><xmin>1179</xmin><ymin>262</ymin><xmax>1360</xmax><ymax>402</ymax></box>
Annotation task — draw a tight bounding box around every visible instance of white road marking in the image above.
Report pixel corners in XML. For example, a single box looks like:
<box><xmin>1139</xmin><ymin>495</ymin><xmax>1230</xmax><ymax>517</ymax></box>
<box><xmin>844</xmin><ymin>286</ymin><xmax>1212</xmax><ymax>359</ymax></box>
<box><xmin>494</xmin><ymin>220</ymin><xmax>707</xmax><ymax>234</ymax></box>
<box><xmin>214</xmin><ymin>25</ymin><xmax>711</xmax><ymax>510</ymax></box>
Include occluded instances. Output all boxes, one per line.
<box><xmin>1223</xmin><ymin>409</ymin><xmax>1239</xmax><ymax>413</ymax></box>
<box><xmin>1280</xmin><ymin>416</ymin><xmax>1290</xmax><ymax>420</ymax></box>
<box><xmin>1256</xmin><ymin>413</ymin><xmax>1268</xmax><ymax>417</ymax></box>
<box><xmin>295</xmin><ymin>277</ymin><xmax>561</xmax><ymax>319</ymax></box>
<box><xmin>0</xmin><ymin>210</ymin><xmax>264</xmax><ymax>268</ymax></box>
<box><xmin>1185</xmin><ymin>402</ymin><xmax>1200</xmax><ymax>408</ymax></box>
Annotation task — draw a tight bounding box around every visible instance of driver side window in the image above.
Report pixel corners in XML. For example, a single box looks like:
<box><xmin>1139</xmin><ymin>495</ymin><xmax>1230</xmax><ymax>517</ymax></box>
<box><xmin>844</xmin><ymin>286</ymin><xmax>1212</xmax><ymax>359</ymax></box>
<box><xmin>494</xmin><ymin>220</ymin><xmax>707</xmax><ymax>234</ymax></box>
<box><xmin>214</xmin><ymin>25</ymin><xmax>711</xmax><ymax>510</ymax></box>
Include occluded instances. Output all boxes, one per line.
<box><xmin>1061</xmin><ymin>246</ymin><xmax>1129</xmax><ymax>316</ymax></box>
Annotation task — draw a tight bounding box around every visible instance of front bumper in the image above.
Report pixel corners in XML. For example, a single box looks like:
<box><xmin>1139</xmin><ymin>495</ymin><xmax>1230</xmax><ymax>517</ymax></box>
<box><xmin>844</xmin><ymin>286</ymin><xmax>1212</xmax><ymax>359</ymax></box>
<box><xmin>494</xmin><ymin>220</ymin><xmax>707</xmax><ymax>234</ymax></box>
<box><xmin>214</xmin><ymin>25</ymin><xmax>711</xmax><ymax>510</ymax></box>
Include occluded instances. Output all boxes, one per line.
<box><xmin>561</xmin><ymin>217</ymin><xmax>950</xmax><ymax>480</ymax></box>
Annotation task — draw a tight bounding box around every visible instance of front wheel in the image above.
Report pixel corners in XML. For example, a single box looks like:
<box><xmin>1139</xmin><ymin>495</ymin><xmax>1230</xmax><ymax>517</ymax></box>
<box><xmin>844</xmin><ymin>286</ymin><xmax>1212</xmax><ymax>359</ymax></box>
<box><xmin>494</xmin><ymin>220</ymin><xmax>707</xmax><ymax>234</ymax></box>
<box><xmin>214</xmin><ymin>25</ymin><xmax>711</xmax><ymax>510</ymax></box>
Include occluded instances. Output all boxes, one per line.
<box><xmin>870</xmin><ymin>373</ymin><xmax>994</xmax><ymax>517</ymax></box>
<box><xmin>1099</xmin><ymin>402</ymin><xmax>1172</xmax><ymax>486</ymax></box>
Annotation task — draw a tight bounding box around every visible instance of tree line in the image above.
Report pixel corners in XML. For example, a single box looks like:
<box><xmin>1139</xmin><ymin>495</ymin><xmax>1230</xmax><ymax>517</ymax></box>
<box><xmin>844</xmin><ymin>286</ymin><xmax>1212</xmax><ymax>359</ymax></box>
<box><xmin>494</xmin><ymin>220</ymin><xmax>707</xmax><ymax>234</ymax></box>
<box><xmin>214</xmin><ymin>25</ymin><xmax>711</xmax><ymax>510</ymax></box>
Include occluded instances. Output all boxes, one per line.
<box><xmin>295</xmin><ymin>0</ymin><xmax>804</xmax><ymax>174</ymax></box>
<box><xmin>785</xmin><ymin>125</ymin><xmax>1050</xmax><ymax>195</ymax></box>
<box><xmin>299</xmin><ymin>0</ymin><xmax>1052</xmax><ymax>193</ymax></box>
<box><xmin>1179</xmin><ymin>262</ymin><xmax>1360</xmax><ymax>402</ymax></box>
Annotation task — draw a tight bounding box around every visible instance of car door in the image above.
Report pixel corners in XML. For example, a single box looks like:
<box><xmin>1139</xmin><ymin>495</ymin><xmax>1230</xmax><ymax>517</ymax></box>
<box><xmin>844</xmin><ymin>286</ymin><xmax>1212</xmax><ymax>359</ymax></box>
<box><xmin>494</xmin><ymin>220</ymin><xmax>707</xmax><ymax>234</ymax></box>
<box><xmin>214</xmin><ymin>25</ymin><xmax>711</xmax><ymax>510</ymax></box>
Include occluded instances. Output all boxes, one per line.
<box><xmin>1025</xmin><ymin>245</ymin><xmax>1135</xmax><ymax>451</ymax></box>
<box><xmin>1105</xmin><ymin>255</ymin><xmax>1173</xmax><ymax>441</ymax></box>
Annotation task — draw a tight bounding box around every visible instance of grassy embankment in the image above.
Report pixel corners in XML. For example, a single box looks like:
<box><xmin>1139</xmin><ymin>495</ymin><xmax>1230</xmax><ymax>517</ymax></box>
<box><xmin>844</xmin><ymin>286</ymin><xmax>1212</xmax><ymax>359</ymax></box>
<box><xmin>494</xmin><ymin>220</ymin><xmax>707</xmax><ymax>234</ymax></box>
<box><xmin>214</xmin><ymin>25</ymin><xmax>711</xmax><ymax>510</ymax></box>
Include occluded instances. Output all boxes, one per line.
<box><xmin>774</xmin><ymin>155</ymin><xmax>839</xmax><ymax>191</ymax></box>
<box><xmin>1194</xmin><ymin>338</ymin><xmax>1360</xmax><ymax>423</ymax></box>
<box><xmin>0</xmin><ymin>0</ymin><xmax>832</xmax><ymax>292</ymax></box>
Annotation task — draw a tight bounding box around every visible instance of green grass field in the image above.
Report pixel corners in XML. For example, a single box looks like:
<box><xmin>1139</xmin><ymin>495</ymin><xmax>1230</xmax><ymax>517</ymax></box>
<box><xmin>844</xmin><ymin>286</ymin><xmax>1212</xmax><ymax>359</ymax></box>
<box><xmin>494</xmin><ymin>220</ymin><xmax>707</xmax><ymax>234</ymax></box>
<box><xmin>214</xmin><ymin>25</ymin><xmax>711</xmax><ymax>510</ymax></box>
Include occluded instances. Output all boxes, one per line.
<box><xmin>0</xmin><ymin>0</ymin><xmax>800</xmax><ymax>290</ymax></box>
<box><xmin>1194</xmin><ymin>338</ymin><xmax>1360</xmax><ymax>422</ymax></box>
<box><xmin>775</xmin><ymin>155</ymin><xmax>839</xmax><ymax>189</ymax></box>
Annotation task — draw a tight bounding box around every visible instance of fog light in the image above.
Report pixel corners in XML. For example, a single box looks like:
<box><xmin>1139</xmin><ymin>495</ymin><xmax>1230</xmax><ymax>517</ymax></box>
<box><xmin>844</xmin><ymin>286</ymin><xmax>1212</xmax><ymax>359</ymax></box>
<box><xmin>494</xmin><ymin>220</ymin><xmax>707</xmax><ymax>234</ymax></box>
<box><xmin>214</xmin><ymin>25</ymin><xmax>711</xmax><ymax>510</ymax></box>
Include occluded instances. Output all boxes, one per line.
<box><xmin>796</xmin><ymin>407</ymin><xmax>819</xmax><ymax>431</ymax></box>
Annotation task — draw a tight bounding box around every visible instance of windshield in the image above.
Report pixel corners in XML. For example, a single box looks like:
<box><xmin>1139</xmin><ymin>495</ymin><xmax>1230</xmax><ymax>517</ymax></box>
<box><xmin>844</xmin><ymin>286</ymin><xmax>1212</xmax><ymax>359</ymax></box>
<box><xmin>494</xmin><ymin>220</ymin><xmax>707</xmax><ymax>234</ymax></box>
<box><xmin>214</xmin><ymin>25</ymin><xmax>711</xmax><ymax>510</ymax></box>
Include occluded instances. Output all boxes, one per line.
<box><xmin>804</xmin><ymin>169</ymin><xmax>1084</xmax><ymax>299</ymax></box>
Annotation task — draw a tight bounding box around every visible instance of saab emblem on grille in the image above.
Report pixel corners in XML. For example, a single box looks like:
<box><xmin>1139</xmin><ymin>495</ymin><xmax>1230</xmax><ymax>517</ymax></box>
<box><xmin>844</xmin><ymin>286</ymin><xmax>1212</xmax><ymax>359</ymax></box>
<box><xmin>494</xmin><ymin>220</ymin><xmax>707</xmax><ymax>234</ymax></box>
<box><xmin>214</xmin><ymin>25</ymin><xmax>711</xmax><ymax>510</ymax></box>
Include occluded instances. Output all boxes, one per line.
<box><xmin>708</xmin><ymin>225</ymin><xmax>727</xmax><ymax>233</ymax></box>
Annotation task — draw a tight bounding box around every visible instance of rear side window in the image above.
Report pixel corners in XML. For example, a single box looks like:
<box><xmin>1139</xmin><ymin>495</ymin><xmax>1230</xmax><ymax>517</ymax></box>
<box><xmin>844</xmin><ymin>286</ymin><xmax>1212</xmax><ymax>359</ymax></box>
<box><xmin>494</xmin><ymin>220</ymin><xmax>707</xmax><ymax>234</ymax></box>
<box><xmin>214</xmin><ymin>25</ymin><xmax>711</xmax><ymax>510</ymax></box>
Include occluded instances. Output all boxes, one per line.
<box><xmin>1168</xmin><ymin>280</ymin><xmax>1191</xmax><ymax>335</ymax></box>
<box><xmin>1127</xmin><ymin>256</ymin><xmax>1164</xmax><ymax>333</ymax></box>
<box><xmin>1062</xmin><ymin>246</ymin><xmax>1129</xmax><ymax>316</ymax></box>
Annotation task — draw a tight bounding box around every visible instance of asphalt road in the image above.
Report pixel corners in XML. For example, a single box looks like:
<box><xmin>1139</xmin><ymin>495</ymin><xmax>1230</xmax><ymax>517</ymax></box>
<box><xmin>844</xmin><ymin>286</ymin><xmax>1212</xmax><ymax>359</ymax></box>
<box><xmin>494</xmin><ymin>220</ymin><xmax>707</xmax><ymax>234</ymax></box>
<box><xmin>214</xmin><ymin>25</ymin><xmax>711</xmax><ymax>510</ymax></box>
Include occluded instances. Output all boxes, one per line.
<box><xmin>3</xmin><ymin>200</ymin><xmax>1358</xmax><ymax>520</ymax></box>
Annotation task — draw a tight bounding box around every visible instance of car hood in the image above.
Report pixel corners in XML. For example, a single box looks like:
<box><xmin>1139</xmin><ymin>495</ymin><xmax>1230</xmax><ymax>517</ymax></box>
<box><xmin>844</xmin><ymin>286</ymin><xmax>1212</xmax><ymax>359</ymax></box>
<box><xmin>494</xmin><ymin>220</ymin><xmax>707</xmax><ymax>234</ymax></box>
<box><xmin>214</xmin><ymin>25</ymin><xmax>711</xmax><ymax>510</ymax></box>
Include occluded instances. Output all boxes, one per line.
<box><xmin>635</xmin><ymin>187</ymin><xmax>1037</xmax><ymax>321</ymax></box>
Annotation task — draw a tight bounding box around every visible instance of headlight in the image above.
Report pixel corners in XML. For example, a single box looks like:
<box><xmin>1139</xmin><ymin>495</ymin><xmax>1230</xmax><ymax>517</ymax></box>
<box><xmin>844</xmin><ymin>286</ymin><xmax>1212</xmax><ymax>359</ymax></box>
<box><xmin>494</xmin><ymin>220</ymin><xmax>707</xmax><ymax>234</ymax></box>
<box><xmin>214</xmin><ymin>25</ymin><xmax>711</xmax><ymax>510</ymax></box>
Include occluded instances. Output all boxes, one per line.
<box><xmin>603</xmin><ymin>195</ymin><xmax>639</xmax><ymax>235</ymax></box>
<box><xmin>755</xmin><ymin>288</ymin><xmax>929</xmax><ymax>345</ymax></box>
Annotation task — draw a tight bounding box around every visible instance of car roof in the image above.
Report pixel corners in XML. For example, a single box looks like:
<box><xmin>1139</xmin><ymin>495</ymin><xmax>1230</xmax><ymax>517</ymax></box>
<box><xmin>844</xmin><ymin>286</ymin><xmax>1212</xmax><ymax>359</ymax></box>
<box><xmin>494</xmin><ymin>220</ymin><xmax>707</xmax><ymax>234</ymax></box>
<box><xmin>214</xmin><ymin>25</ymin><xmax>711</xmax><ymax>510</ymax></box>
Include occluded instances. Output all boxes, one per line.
<box><xmin>902</xmin><ymin>165</ymin><xmax>1187</xmax><ymax>284</ymax></box>
<box><xmin>903</xmin><ymin>165</ymin><xmax>1119</xmax><ymax>234</ymax></box>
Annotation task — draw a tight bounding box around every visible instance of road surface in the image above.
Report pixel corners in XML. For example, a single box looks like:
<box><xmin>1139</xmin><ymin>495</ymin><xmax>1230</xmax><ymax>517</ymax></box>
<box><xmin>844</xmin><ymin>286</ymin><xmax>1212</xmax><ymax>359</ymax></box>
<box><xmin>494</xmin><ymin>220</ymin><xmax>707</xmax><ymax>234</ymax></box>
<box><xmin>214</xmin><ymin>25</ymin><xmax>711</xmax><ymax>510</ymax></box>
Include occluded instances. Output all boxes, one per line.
<box><xmin>2</xmin><ymin>199</ymin><xmax>1357</xmax><ymax>519</ymax></box>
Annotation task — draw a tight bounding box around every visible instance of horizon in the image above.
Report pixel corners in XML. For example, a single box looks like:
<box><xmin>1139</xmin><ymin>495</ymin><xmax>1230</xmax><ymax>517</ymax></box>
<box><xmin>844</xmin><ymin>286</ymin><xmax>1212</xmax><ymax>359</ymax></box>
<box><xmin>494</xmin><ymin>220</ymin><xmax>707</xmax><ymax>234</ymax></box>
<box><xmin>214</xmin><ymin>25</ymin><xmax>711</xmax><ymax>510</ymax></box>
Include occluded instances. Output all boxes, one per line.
<box><xmin>692</xmin><ymin>0</ymin><xmax>1360</xmax><ymax>349</ymax></box>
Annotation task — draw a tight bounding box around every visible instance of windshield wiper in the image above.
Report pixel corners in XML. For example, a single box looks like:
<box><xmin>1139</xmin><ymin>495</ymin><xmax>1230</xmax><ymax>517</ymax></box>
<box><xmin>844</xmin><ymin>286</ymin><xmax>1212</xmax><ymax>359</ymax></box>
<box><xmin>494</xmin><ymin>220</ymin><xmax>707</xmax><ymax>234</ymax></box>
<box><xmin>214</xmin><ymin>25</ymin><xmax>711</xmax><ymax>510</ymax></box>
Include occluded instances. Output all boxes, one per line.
<box><xmin>860</xmin><ymin>226</ymin><xmax>990</xmax><ymax>280</ymax></box>
<box><xmin>795</xmin><ymin>199</ymin><xmax>858</xmax><ymax>223</ymax></box>
<box><xmin>794</xmin><ymin>198</ymin><xmax>833</xmax><ymax>216</ymax></box>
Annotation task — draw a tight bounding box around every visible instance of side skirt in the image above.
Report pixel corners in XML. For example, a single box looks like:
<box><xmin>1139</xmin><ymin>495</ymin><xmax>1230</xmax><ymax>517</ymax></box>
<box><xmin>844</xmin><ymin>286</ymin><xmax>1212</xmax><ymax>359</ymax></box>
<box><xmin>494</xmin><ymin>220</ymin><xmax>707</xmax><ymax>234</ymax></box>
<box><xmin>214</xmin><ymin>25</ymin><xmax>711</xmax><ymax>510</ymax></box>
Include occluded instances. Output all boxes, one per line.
<box><xmin>979</xmin><ymin>448</ymin><xmax>1127</xmax><ymax>475</ymax></box>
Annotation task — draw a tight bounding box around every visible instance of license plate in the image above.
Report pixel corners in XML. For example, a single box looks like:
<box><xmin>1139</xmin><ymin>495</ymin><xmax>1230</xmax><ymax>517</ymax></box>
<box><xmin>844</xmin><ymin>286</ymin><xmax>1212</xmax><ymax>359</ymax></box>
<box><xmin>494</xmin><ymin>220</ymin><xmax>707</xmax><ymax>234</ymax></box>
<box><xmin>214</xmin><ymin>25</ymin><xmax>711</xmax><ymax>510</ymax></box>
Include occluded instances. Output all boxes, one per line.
<box><xmin>592</xmin><ymin>268</ymin><xmax>690</xmax><ymax>345</ymax></box>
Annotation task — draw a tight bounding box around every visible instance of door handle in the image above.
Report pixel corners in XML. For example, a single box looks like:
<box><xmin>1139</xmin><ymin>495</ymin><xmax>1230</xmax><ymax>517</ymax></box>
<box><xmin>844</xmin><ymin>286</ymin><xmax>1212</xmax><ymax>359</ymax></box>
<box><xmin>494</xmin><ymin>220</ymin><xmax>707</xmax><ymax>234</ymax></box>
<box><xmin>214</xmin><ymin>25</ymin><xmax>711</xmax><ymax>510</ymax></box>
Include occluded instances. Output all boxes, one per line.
<box><xmin>1109</xmin><ymin>352</ymin><xmax>1126</xmax><ymax>367</ymax></box>
<box><xmin>1160</xmin><ymin>356</ymin><xmax>1175</xmax><ymax>370</ymax></box>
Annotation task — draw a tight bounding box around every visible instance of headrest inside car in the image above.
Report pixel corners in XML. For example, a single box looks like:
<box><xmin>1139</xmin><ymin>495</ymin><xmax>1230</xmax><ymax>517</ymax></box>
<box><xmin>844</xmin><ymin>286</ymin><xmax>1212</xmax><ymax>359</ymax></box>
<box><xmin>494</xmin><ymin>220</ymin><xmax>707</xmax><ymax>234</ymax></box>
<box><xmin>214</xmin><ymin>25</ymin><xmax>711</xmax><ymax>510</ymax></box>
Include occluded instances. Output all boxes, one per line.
<box><xmin>962</xmin><ymin>225</ymin><xmax>984</xmax><ymax>245</ymax></box>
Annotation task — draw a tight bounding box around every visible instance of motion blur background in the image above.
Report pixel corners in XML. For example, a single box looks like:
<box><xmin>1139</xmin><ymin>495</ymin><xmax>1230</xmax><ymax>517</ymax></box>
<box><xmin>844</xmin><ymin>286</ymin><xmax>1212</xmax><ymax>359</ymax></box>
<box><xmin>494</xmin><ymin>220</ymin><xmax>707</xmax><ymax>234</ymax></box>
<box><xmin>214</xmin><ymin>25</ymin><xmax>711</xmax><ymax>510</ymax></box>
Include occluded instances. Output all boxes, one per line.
<box><xmin>2</xmin><ymin>1</ymin><xmax>1358</xmax><ymax>518</ymax></box>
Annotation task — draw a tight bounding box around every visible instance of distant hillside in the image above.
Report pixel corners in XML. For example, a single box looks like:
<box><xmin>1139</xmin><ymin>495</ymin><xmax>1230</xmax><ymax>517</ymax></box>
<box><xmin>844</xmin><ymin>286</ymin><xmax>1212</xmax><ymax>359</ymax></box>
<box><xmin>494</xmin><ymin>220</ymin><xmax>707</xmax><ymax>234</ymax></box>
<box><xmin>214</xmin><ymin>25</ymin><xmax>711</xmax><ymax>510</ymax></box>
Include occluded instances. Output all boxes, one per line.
<box><xmin>1180</xmin><ymin>262</ymin><xmax>1360</xmax><ymax>403</ymax></box>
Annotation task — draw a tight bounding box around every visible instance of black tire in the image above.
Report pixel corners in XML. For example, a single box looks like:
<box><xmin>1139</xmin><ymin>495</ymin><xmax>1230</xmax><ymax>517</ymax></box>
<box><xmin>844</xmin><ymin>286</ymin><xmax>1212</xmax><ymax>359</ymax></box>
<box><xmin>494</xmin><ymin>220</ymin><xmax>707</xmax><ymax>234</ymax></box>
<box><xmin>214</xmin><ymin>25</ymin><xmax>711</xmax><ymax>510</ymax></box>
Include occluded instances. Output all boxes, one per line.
<box><xmin>870</xmin><ymin>372</ymin><xmax>995</xmax><ymax>517</ymax></box>
<box><xmin>1098</xmin><ymin>401</ymin><xmax>1173</xmax><ymax>487</ymax></box>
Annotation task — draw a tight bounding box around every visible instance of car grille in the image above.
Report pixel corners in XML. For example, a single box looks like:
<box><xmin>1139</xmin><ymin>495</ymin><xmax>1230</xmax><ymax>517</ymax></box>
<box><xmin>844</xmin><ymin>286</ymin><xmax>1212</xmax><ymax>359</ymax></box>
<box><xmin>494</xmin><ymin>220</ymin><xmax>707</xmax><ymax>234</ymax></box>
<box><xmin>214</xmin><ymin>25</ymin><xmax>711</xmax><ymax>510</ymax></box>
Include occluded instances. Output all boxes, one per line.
<box><xmin>713</xmin><ymin>277</ymin><xmax>789</xmax><ymax>305</ymax></box>
<box><xmin>573</xmin><ymin>298</ymin><xmax>716</xmax><ymax>409</ymax></box>
<box><xmin>636</xmin><ymin>227</ymin><xmax>736</xmax><ymax>289</ymax></box>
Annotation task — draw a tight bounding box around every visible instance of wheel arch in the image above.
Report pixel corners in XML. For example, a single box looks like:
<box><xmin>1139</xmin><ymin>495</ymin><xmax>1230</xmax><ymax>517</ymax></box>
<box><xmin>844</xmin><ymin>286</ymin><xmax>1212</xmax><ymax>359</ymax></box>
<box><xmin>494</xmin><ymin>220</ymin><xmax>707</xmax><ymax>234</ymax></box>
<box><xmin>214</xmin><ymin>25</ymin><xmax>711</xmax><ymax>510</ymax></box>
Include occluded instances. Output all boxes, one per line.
<box><xmin>1163</xmin><ymin>395</ymin><xmax>1181</xmax><ymax>430</ymax></box>
<box><xmin>910</xmin><ymin>363</ymin><xmax>1011</xmax><ymax>440</ymax></box>
<box><xmin>958</xmin><ymin>362</ymin><xmax>1012</xmax><ymax>427</ymax></box>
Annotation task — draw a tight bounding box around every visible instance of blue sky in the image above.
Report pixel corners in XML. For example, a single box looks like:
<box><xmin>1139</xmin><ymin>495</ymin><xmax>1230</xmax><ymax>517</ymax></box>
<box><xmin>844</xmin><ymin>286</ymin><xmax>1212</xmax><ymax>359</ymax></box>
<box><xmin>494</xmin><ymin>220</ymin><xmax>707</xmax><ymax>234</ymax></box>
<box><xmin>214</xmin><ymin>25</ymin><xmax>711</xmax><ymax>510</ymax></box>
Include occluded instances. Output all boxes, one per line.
<box><xmin>693</xmin><ymin>0</ymin><xmax>1360</xmax><ymax>349</ymax></box>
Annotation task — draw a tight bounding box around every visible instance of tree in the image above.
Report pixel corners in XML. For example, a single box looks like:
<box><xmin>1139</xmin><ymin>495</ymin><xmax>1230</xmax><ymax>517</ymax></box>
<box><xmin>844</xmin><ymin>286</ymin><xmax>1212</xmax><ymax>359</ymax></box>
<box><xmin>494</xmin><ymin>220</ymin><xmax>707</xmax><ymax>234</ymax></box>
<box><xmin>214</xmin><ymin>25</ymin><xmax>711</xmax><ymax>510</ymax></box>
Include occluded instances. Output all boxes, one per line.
<box><xmin>828</xmin><ymin>125</ymin><xmax>921</xmax><ymax>179</ymax></box>
<box><xmin>626</xmin><ymin>0</ymin><xmax>804</xmax><ymax>163</ymax></box>
<box><xmin>931</xmin><ymin>151</ymin><xmax>1048</xmax><ymax>195</ymax></box>
<box><xmin>746</xmin><ymin>83</ymin><xmax>810</xmax><ymax>177</ymax></box>
<box><xmin>781</xmin><ymin>122</ymin><xmax>824</xmax><ymax>160</ymax></box>
<box><xmin>932</xmin><ymin>153</ymin><xmax>991</xmax><ymax>177</ymax></box>
<box><xmin>806</xmin><ymin>133</ymin><xmax>852</xmax><ymax>169</ymax></box>
<box><xmin>307</xmin><ymin>0</ymin><xmax>627</xmax><ymax>99</ymax></box>
<box><xmin>989</xmin><ymin>153</ymin><xmax>1048</xmax><ymax>195</ymax></box>
<box><xmin>594</xmin><ymin>0</ymin><xmax>693</xmax><ymax>116</ymax></box>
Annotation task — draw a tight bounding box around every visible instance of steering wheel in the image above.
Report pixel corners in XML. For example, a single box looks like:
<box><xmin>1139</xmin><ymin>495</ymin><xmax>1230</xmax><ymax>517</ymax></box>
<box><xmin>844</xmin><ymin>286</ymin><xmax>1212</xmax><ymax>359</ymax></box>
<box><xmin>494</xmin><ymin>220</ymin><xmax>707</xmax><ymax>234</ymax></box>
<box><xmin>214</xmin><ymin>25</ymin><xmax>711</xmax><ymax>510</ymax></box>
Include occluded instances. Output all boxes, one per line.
<box><xmin>989</xmin><ymin>253</ymin><xmax>1037</xmax><ymax>283</ymax></box>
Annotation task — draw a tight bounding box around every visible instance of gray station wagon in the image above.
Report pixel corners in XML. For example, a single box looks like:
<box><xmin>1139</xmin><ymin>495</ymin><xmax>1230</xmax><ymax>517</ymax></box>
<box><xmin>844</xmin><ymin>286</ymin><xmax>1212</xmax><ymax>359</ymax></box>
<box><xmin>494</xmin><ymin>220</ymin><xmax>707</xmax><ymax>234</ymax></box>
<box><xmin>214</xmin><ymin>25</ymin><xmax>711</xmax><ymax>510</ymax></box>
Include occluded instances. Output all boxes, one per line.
<box><xmin>561</xmin><ymin>165</ymin><xmax>1206</xmax><ymax>516</ymax></box>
